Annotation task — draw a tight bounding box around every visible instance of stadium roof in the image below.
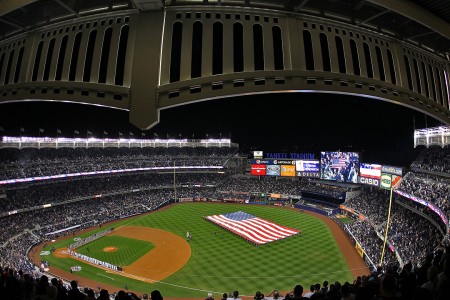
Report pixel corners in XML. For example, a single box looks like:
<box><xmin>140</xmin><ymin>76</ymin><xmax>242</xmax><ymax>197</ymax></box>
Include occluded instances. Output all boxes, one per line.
<box><xmin>0</xmin><ymin>0</ymin><xmax>449</xmax><ymax>55</ymax></box>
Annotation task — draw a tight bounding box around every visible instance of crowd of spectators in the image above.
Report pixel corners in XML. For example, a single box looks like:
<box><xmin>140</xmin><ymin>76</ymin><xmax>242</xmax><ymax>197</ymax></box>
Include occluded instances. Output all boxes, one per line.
<box><xmin>396</xmin><ymin>172</ymin><xmax>450</xmax><ymax>220</ymax></box>
<box><xmin>346</xmin><ymin>219</ymin><xmax>397</xmax><ymax>266</ymax></box>
<box><xmin>379</xmin><ymin>204</ymin><xmax>441</xmax><ymax>265</ymax></box>
<box><xmin>216</xmin><ymin>176</ymin><xmax>347</xmax><ymax>198</ymax></box>
<box><xmin>2</xmin><ymin>173</ymin><xmax>226</xmax><ymax>212</ymax></box>
<box><xmin>0</xmin><ymin>146</ymin><xmax>238</xmax><ymax>180</ymax></box>
<box><xmin>345</xmin><ymin>189</ymin><xmax>444</xmax><ymax>267</ymax></box>
<box><xmin>2</xmin><ymin>175</ymin><xmax>349</xmax><ymax>214</ymax></box>
<box><xmin>410</xmin><ymin>146</ymin><xmax>450</xmax><ymax>175</ymax></box>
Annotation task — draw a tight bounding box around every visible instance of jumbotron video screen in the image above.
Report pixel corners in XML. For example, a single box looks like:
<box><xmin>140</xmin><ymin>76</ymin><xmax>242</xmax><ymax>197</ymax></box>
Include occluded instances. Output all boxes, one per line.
<box><xmin>320</xmin><ymin>151</ymin><xmax>359</xmax><ymax>183</ymax></box>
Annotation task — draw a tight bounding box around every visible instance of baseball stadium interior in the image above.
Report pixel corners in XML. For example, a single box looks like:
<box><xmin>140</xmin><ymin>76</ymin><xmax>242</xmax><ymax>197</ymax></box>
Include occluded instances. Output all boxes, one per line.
<box><xmin>0</xmin><ymin>1</ymin><xmax>450</xmax><ymax>300</ymax></box>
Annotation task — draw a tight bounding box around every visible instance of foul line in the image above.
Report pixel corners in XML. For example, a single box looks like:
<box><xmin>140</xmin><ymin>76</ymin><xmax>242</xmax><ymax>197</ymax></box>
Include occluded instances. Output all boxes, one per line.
<box><xmin>96</xmin><ymin>273</ymin><xmax>115</xmax><ymax>280</ymax></box>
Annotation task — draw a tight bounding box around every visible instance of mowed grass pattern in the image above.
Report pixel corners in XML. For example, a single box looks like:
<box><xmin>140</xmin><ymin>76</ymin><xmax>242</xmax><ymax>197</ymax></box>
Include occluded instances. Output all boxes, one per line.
<box><xmin>42</xmin><ymin>203</ymin><xmax>356</xmax><ymax>297</ymax></box>
<box><xmin>76</xmin><ymin>236</ymin><xmax>154</xmax><ymax>266</ymax></box>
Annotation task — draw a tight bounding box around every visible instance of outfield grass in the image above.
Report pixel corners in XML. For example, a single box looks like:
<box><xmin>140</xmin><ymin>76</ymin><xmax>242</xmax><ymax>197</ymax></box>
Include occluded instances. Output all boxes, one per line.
<box><xmin>42</xmin><ymin>203</ymin><xmax>355</xmax><ymax>297</ymax></box>
<box><xmin>337</xmin><ymin>217</ymin><xmax>354</xmax><ymax>224</ymax></box>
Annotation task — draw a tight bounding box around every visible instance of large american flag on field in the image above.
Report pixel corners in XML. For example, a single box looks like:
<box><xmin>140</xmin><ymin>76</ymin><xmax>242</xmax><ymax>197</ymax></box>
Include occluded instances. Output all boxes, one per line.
<box><xmin>206</xmin><ymin>211</ymin><xmax>299</xmax><ymax>245</ymax></box>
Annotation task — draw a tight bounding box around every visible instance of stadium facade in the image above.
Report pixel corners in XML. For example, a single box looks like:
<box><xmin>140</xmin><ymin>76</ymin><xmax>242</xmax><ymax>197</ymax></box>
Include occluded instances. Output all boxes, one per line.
<box><xmin>0</xmin><ymin>0</ymin><xmax>448</xmax><ymax>128</ymax></box>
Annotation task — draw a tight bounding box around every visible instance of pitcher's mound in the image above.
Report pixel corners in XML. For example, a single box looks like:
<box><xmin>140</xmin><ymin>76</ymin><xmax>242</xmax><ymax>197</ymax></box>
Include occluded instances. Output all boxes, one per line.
<box><xmin>103</xmin><ymin>246</ymin><xmax>118</xmax><ymax>252</ymax></box>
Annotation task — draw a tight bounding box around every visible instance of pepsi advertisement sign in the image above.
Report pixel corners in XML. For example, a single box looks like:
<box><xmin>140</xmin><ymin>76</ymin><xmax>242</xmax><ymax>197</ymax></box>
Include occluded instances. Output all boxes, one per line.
<box><xmin>250</xmin><ymin>159</ymin><xmax>273</xmax><ymax>164</ymax></box>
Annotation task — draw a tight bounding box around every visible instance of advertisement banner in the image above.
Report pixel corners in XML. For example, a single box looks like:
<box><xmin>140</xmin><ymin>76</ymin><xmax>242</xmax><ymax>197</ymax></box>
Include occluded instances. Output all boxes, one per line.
<box><xmin>295</xmin><ymin>160</ymin><xmax>320</xmax><ymax>172</ymax></box>
<box><xmin>391</xmin><ymin>175</ymin><xmax>402</xmax><ymax>188</ymax></box>
<box><xmin>250</xmin><ymin>159</ymin><xmax>295</xmax><ymax>165</ymax></box>
<box><xmin>340</xmin><ymin>205</ymin><xmax>356</xmax><ymax>215</ymax></box>
<box><xmin>380</xmin><ymin>173</ymin><xmax>392</xmax><ymax>190</ymax></box>
<box><xmin>250</xmin><ymin>159</ymin><xmax>274</xmax><ymax>165</ymax></box>
<box><xmin>359</xmin><ymin>176</ymin><xmax>380</xmax><ymax>187</ymax></box>
<box><xmin>253</xmin><ymin>151</ymin><xmax>263</xmax><ymax>158</ymax></box>
<box><xmin>274</xmin><ymin>160</ymin><xmax>296</xmax><ymax>165</ymax></box>
<box><xmin>280</xmin><ymin>165</ymin><xmax>296</xmax><ymax>177</ymax></box>
<box><xmin>360</xmin><ymin>163</ymin><xmax>382</xmax><ymax>179</ymax></box>
<box><xmin>296</xmin><ymin>171</ymin><xmax>320</xmax><ymax>178</ymax></box>
<box><xmin>251</xmin><ymin>164</ymin><xmax>266</xmax><ymax>176</ymax></box>
<box><xmin>355</xmin><ymin>242</ymin><xmax>364</xmax><ymax>258</ymax></box>
<box><xmin>266</xmin><ymin>164</ymin><xmax>281</xmax><ymax>176</ymax></box>
<box><xmin>381</xmin><ymin>165</ymin><xmax>403</xmax><ymax>176</ymax></box>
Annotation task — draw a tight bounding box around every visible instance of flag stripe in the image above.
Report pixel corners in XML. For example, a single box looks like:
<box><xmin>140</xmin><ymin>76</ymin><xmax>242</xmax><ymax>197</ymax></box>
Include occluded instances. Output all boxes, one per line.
<box><xmin>247</xmin><ymin>218</ymin><xmax>299</xmax><ymax>235</ymax></box>
<box><xmin>206</xmin><ymin>211</ymin><xmax>299</xmax><ymax>245</ymax></box>
<box><xmin>213</xmin><ymin>215</ymin><xmax>283</xmax><ymax>241</ymax></box>
<box><xmin>240</xmin><ymin>218</ymin><xmax>294</xmax><ymax>238</ymax></box>
<box><xmin>208</xmin><ymin>217</ymin><xmax>270</xmax><ymax>244</ymax></box>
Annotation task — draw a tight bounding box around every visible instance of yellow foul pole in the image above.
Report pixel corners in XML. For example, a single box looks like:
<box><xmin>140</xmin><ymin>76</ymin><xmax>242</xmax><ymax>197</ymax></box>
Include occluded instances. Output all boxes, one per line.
<box><xmin>379</xmin><ymin>186</ymin><xmax>393</xmax><ymax>266</ymax></box>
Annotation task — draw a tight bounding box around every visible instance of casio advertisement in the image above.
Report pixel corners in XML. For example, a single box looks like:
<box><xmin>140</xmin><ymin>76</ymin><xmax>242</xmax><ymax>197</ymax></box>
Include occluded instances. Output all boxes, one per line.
<box><xmin>358</xmin><ymin>176</ymin><xmax>380</xmax><ymax>187</ymax></box>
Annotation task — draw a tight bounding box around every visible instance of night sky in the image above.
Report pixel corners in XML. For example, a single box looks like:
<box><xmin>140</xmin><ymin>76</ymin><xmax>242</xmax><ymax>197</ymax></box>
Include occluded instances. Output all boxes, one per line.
<box><xmin>0</xmin><ymin>93</ymin><xmax>442</xmax><ymax>167</ymax></box>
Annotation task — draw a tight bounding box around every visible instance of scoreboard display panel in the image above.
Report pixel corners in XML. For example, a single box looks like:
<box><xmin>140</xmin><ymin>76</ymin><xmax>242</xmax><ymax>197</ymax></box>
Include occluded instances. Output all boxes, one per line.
<box><xmin>320</xmin><ymin>151</ymin><xmax>359</xmax><ymax>183</ymax></box>
<box><xmin>250</xmin><ymin>159</ymin><xmax>320</xmax><ymax>178</ymax></box>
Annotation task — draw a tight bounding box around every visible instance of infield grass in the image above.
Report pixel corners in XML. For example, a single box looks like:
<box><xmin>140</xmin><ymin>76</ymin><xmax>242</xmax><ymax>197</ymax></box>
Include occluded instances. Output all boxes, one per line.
<box><xmin>42</xmin><ymin>203</ymin><xmax>356</xmax><ymax>297</ymax></box>
<box><xmin>76</xmin><ymin>236</ymin><xmax>154</xmax><ymax>266</ymax></box>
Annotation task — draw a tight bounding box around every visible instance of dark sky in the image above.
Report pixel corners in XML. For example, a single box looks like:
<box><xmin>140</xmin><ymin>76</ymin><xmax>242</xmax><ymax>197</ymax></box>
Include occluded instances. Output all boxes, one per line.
<box><xmin>0</xmin><ymin>93</ymin><xmax>441</xmax><ymax>167</ymax></box>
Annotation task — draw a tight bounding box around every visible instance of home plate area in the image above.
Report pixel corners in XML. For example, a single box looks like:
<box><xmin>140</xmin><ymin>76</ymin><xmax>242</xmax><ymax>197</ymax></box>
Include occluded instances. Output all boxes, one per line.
<box><xmin>205</xmin><ymin>211</ymin><xmax>300</xmax><ymax>245</ymax></box>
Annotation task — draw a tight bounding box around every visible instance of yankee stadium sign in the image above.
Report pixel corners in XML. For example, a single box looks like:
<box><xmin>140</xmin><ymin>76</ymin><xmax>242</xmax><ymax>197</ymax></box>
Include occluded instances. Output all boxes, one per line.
<box><xmin>265</xmin><ymin>153</ymin><xmax>315</xmax><ymax>159</ymax></box>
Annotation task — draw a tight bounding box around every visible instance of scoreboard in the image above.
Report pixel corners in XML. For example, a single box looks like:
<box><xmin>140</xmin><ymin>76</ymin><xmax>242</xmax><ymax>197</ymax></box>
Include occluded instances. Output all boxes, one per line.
<box><xmin>249</xmin><ymin>155</ymin><xmax>402</xmax><ymax>187</ymax></box>
<box><xmin>250</xmin><ymin>159</ymin><xmax>319</xmax><ymax>178</ymax></box>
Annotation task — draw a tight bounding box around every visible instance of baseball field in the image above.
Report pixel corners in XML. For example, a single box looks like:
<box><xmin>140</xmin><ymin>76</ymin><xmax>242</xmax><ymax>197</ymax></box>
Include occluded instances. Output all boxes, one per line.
<box><xmin>33</xmin><ymin>203</ymin><xmax>369</xmax><ymax>298</ymax></box>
